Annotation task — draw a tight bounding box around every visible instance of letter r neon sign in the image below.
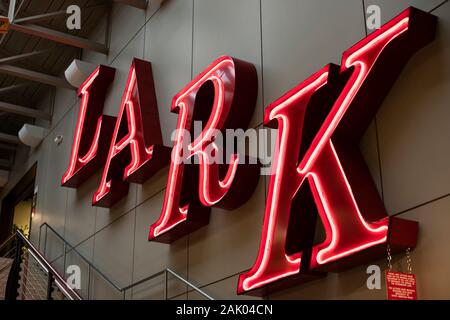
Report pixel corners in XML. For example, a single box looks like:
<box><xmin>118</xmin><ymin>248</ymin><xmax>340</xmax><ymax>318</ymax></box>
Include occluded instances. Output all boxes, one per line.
<box><xmin>149</xmin><ymin>56</ymin><xmax>260</xmax><ymax>243</ymax></box>
<box><xmin>238</xmin><ymin>7</ymin><xmax>436</xmax><ymax>295</ymax></box>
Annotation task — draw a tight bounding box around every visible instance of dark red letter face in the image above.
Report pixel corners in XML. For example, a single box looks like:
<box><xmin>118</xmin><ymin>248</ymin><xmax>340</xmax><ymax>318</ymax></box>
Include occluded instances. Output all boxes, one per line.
<box><xmin>238</xmin><ymin>7</ymin><xmax>436</xmax><ymax>295</ymax></box>
<box><xmin>149</xmin><ymin>56</ymin><xmax>260</xmax><ymax>243</ymax></box>
<box><xmin>62</xmin><ymin>65</ymin><xmax>116</xmax><ymax>188</ymax></box>
<box><xmin>92</xmin><ymin>58</ymin><xmax>171</xmax><ymax>208</ymax></box>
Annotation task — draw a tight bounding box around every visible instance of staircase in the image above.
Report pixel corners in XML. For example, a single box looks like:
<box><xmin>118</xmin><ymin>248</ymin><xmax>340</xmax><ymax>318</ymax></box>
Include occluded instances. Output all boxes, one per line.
<box><xmin>0</xmin><ymin>231</ymin><xmax>80</xmax><ymax>300</ymax></box>
<box><xmin>0</xmin><ymin>223</ymin><xmax>213</xmax><ymax>300</ymax></box>
<box><xmin>0</xmin><ymin>257</ymin><xmax>13</xmax><ymax>299</ymax></box>
<box><xmin>17</xmin><ymin>251</ymin><xmax>65</xmax><ymax>300</ymax></box>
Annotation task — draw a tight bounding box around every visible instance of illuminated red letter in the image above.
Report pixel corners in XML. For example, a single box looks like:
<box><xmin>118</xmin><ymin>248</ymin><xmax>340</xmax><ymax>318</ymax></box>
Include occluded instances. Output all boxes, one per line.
<box><xmin>149</xmin><ymin>56</ymin><xmax>260</xmax><ymax>243</ymax></box>
<box><xmin>93</xmin><ymin>58</ymin><xmax>171</xmax><ymax>207</ymax></box>
<box><xmin>238</xmin><ymin>7</ymin><xmax>436</xmax><ymax>295</ymax></box>
<box><xmin>62</xmin><ymin>65</ymin><xmax>116</xmax><ymax>188</ymax></box>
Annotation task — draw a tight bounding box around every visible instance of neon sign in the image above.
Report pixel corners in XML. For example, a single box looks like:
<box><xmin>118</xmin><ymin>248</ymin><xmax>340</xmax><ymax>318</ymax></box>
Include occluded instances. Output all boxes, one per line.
<box><xmin>62</xmin><ymin>65</ymin><xmax>116</xmax><ymax>188</ymax></box>
<box><xmin>238</xmin><ymin>7</ymin><xmax>436</xmax><ymax>295</ymax></box>
<box><xmin>149</xmin><ymin>56</ymin><xmax>260</xmax><ymax>243</ymax></box>
<box><xmin>61</xmin><ymin>7</ymin><xmax>436</xmax><ymax>295</ymax></box>
<box><xmin>92</xmin><ymin>59</ymin><xmax>171</xmax><ymax>207</ymax></box>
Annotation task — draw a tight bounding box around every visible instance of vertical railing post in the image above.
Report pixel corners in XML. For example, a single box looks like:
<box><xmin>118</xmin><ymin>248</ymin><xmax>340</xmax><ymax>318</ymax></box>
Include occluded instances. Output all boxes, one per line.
<box><xmin>46</xmin><ymin>273</ymin><xmax>55</xmax><ymax>300</ymax></box>
<box><xmin>43</xmin><ymin>226</ymin><xmax>48</xmax><ymax>257</ymax></box>
<box><xmin>63</xmin><ymin>242</ymin><xmax>67</xmax><ymax>276</ymax></box>
<box><xmin>5</xmin><ymin>236</ymin><xmax>24</xmax><ymax>300</ymax></box>
<box><xmin>38</xmin><ymin>225</ymin><xmax>42</xmax><ymax>251</ymax></box>
<box><xmin>87</xmin><ymin>264</ymin><xmax>91</xmax><ymax>299</ymax></box>
<box><xmin>164</xmin><ymin>270</ymin><xmax>168</xmax><ymax>300</ymax></box>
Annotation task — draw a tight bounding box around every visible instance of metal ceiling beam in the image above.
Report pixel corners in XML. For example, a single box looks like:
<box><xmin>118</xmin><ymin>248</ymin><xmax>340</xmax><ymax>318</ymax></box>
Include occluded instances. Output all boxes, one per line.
<box><xmin>0</xmin><ymin>49</ymin><xmax>48</xmax><ymax>64</ymax></box>
<box><xmin>0</xmin><ymin>64</ymin><xmax>74</xmax><ymax>89</ymax></box>
<box><xmin>0</xmin><ymin>83</ymin><xmax>30</xmax><ymax>94</ymax></box>
<box><xmin>8</xmin><ymin>0</ymin><xmax>17</xmax><ymax>21</ymax></box>
<box><xmin>14</xmin><ymin>10</ymin><xmax>67</xmax><ymax>24</ymax></box>
<box><xmin>9</xmin><ymin>23</ymin><xmax>109</xmax><ymax>54</ymax></box>
<box><xmin>0</xmin><ymin>101</ymin><xmax>51</xmax><ymax>120</ymax></box>
<box><xmin>113</xmin><ymin>0</ymin><xmax>148</xmax><ymax>9</ymax></box>
<box><xmin>0</xmin><ymin>158</ymin><xmax>13</xmax><ymax>170</ymax></box>
<box><xmin>0</xmin><ymin>133</ymin><xmax>19</xmax><ymax>144</ymax></box>
<box><xmin>0</xmin><ymin>142</ymin><xmax>16</xmax><ymax>152</ymax></box>
<box><xmin>0</xmin><ymin>169</ymin><xmax>9</xmax><ymax>186</ymax></box>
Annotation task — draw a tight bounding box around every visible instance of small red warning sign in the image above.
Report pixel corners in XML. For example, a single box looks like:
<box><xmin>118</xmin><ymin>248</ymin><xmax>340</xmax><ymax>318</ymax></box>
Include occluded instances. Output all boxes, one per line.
<box><xmin>386</xmin><ymin>271</ymin><xmax>417</xmax><ymax>300</ymax></box>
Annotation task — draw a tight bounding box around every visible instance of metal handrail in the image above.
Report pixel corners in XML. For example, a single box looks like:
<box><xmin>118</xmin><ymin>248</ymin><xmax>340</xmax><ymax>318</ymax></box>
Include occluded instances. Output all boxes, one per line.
<box><xmin>15</xmin><ymin>230</ymin><xmax>82</xmax><ymax>300</ymax></box>
<box><xmin>0</xmin><ymin>233</ymin><xmax>16</xmax><ymax>253</ymax></box>
<box><xmin>39</xmin><ymin>223</ymin><xmax>123</xmax><ymax>291</ymax></box>
<box><xmin>167</xmin><ymin>269</ymin><xmax>214</xmax><ymax>300</ymax></box>
<box><xmin>39</xmin><ymin>222</ymin><xmax>213</xmax><ymax>300</ymax></box>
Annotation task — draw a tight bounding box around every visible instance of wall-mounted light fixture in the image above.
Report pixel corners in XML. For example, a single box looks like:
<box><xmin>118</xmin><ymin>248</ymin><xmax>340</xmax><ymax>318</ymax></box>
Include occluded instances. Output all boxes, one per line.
<box><xmin>54</xmin><ymin>135</ymin><xmax>63</xmax><ymax>145</ymax></box>
<box><xmin>65</xmin><ymin>59</ymin><xmax>97</xmax><ymax>88</ymax></box>
<box><xmin>18</xmin><ymin>124</ymin><xmax>46</xmax><ymax>148</ymax></box>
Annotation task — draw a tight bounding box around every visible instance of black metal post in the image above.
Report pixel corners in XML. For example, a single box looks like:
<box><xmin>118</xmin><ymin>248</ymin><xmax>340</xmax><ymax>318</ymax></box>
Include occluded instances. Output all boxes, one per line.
<box><xmin>46</xmin><ymin>273</ymin><xmax>54</xmax><ymax>300</ymax></box>
<box><xmin>5</xmin><ymin>236</ymin><xmax>24</xmax><ymax>300</ymax></box>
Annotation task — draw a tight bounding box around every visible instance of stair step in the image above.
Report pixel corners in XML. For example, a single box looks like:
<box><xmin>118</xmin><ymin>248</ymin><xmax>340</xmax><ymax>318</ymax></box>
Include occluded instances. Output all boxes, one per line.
<box><xmin>0</xmin><ymin>257</ymin><xmax>13</xmax><ymax>300</ymax></box>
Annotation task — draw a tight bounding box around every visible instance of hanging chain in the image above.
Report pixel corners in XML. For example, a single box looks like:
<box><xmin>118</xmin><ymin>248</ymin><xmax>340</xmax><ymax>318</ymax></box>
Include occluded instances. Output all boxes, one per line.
<box><xmin>406</xmin><ymin>247</ymin><xmax>412</xmax><ymax>274</ymax></box>
<box><xmin>387</xmin><ymin>244</ymin><xmax>392</xmax><ymax>271</ymax></box>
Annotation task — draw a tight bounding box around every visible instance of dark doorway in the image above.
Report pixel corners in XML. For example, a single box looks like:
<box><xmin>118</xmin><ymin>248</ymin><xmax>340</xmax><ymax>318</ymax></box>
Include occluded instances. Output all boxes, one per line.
<box><xmin>0</xmin><ymin>164</ymin><xmax>37</xmax><ymax>243</ymax></box>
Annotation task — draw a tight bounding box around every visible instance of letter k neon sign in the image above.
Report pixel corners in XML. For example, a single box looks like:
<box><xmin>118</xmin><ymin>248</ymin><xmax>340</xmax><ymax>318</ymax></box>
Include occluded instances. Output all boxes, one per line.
<box><xmin>238</xmin><ymin>7</ymin><xmax>437</xmax><ymax>295</ymax></box>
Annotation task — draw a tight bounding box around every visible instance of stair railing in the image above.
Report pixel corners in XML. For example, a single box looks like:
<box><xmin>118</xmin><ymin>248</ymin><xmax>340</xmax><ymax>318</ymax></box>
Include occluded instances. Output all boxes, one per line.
<box><xmin>39</xmin><ymin>222</ymin><xmax>213</xmax><ymax>300</ymax></box>
<box><xmin>1</xmin><ymin>230</ymin><xmax>82</xmax><ymax>300</ymax></box>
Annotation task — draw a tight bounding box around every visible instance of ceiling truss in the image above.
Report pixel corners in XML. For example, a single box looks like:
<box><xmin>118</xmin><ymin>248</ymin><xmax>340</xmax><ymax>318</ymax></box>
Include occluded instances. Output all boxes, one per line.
<box><xmin>0</xmin><ymin>0</ymin><xmax>150</xmax><ymax>180</ymax></box>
